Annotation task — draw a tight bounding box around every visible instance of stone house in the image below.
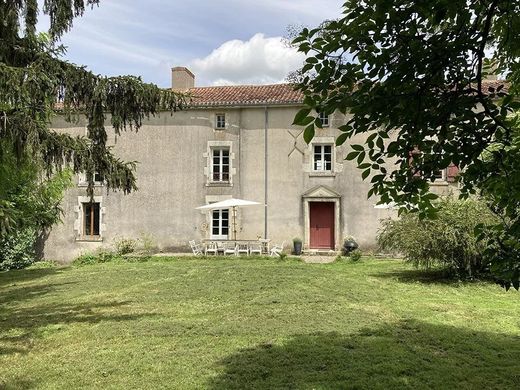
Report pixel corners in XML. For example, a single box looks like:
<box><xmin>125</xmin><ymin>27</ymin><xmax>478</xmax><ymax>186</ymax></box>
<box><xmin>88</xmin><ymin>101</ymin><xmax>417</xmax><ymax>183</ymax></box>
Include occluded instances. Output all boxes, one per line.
<box><xmin>44</xmin><ymin>67</ymin><xmax>458</xmax><ymax>262</ymax></box>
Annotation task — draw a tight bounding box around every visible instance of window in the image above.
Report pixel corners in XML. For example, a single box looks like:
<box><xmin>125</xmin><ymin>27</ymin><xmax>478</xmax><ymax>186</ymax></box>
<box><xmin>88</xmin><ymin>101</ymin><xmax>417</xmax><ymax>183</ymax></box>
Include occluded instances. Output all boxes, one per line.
<box><xmin>215</xmin><ymin>113</ymin><xmax>226</xmax><ymax>129</ymax></box>
<box><xmin>318</xmin><ymin>112</ymin><xmax>329</xmax><ymax>127</ymax></box>
<box><xmin>211</xmin><ymin>209</ymin><xmax>229</xmax><ymax>239</ymax></box>
<box><xmin>211</xmin><ymin>148</ymin><xmax>230</xmax><ymax>182</ymax></box>
<box><xmin>434</xmin><ymin>169</ymin><xmax>446</xmax><ymax>181</ymax></box>
<box><xmin>313</xmin><ymin>144</ymin><xmax>333</xmax><ymax>172</ymax></box>
<box><xmin>94</xmin><ymin>172</ymin><xmax>104</xmax><ymax>183</ymax></box>
<box><xmin>83</xmin><ymin>202</ymin><xmax>100</xmax><ymax>237</ymax></box>
<box><xmin>78</xmin><ymin>171</ymin><xmax>104</xmax><ymax>187</ymax></box>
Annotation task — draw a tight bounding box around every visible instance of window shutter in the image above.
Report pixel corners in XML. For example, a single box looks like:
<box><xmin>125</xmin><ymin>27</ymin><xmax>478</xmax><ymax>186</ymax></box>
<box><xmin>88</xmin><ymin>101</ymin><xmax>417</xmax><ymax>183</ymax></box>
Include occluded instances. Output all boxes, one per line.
<box><xmin>446</xmin><ymin>164</ymin><xmax>459</xmax><ymax>182</ymax></box>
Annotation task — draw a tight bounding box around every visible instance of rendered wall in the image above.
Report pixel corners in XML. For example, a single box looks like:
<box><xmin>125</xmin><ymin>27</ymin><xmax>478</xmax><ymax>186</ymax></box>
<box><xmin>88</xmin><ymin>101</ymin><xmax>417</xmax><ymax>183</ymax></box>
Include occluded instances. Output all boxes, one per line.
<box><xmin>43</xmin><ymin>106</ymin><xmax>457</xmax><ymax>262</ymax></box>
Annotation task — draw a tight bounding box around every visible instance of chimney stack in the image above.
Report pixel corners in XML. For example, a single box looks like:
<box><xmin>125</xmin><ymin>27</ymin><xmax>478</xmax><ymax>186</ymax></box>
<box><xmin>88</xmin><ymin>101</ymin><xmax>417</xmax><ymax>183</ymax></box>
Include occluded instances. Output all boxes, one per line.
<box><xmin>171</xmin><ymin>67</ymin><xmax>195</xmax><ymax>90</ymax></box>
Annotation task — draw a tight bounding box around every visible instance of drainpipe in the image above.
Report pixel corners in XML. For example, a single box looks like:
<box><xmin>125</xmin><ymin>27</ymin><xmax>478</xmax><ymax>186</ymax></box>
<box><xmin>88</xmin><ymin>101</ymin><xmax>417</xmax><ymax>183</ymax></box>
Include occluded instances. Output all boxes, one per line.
<box><xmin>264</xmin><ymin>106</ymin><xmax>268</xmax><ymax>239</ymax></box>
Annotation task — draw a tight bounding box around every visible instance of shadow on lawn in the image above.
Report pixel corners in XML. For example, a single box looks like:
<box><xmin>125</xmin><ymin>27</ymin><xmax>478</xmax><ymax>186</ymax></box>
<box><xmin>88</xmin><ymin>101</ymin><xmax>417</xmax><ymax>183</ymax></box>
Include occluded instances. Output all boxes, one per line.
<box><xmin>0</xmin><ymin>300</ymin><xmax>155</xmax><ymax>355</ymax></box>
<box><xmin>371</xmin><ymin>268</ymin><xmax>493</xmax><ymax>286</ymax></box>
<box><xmin>0</xmin><ymin>267</ymin><xmax>69</xmax><ymax>287</ymax></box>
<box><xmin>208</xmin><ymin>320</ymin><xmax>520</xmax><ymax>389</ymax></box>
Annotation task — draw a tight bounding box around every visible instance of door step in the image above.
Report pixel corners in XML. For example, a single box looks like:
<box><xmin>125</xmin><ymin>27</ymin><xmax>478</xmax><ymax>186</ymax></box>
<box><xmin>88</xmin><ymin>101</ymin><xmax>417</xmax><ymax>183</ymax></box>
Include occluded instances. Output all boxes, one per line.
<box><xmin>302</xmin><ymin>249</ymin><xmax>340</xmax><ymax>256</ymax></box>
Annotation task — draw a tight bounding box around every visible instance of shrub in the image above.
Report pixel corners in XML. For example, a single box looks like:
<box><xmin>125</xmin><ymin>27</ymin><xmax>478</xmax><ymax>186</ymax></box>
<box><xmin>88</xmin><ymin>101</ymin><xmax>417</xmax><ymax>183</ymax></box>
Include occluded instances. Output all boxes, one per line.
<box><xmin>377</xmin><ymin>198</ymin><xmax>497</xmax><ymax>278</ymax></box>
<box><xmin>138</xmin><ymin>232</ymin><xmax>156</xmax><ymax>255</ymax></box>
<box><xmin>73</xmin><ymin>252</ymin><xmax>98</xmax><ymax>266</ymax></box>
<box><xmin>0</xmin><ymin>227</ymin><xmax>37</xmax><ymax>270</ymax></box>
<box><xmin>73</xmin><ymin>249</ymin><xmax>120</xmax><ymax>266</ymax></box>
<box><xmin>114</xmin><ymin>237</ymin><xmax>137</xmax><ymax>255</ymax></box>
<box><xmin>349</xmin><ymin>250</ymin><xmax>362</xmax><ymax>262</ymax></box>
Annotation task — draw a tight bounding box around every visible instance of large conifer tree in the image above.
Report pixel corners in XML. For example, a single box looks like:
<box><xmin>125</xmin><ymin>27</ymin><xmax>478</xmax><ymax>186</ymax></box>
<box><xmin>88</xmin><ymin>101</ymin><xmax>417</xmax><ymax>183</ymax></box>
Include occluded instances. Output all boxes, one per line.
<box><xmin>0</xmin><ymin>1</ymin><xmax>185</xmax><ymax>234</ymax></box>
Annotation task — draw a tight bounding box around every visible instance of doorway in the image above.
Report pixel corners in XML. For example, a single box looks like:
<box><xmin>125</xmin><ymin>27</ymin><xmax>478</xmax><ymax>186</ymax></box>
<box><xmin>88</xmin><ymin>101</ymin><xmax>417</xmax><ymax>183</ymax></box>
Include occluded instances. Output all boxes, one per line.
<box><xmin>309</xmin><ymin>202</ymin><xmax>335</xmax><ymax>249</ymax></box>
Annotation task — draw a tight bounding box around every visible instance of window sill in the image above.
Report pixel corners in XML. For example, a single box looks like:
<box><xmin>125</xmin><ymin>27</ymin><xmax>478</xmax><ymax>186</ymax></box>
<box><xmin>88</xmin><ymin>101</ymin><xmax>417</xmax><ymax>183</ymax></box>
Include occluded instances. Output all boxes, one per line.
<box><xmin>78</xmin><ymin>183</ymin><xmax>104</xmax><ymax>188</ymax></box>
<box><xmin>431</xmin><ymin>181</ymin><xmax>449</xmax><ymax>187</ymax></box>
<box><xmin>206</xmin><ymin>182</ymin><xmax>233</xmax><ymax>187</ymax></box>
<box><xmin>76</xmin><ymin>236</ymin><xmax>103</xmax><ymax>242</ymax></box>
<box><xmin>309</xmin><ymin>172</ymin><xmax>336</xmax><ymax>178</ymax></box>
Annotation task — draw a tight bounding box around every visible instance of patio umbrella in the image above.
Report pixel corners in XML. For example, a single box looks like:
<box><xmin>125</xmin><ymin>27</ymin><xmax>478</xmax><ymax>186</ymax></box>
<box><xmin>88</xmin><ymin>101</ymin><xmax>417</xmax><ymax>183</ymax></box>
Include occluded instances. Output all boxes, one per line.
<box><xmin>196</xmin><ymin>198</ymin><xmax>261</xmax><ymax>240</ymax></box>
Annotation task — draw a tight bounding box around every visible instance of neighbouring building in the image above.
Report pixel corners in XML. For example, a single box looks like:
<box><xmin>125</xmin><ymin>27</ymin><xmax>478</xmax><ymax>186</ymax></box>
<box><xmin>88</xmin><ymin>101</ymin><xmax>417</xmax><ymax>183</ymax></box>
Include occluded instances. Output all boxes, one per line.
<box><xmin>44</xmin><ymin>67</ymin><xmax>459</xmax><ymax>262</ymax></box>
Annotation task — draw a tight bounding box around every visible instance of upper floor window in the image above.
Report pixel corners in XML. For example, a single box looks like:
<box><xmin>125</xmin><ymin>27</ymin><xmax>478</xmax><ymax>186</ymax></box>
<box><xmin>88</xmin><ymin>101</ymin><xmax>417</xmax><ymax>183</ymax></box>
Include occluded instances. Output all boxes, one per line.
<box><xmin>313</xmin><ymin>144</ymin><xmax>332</xmax><ymax>172</ymax></box>
<box><xmin>215</xmin><ymin>113</ymin><xmax>226</xmax><ymax>129</ymax></box>
<box><xmin>212</xmin><ymin>148</ymin><xmax>230</xmax><ymax>182</ymax></box>
<box><xmin>318</xmin><ymin>112</ymin><xmax>329</xmax><ymax>127</ymax></box>
<box><xmin>434</xmin><ymin>169</ymin><xmax>446</xmax><ymax>181</ymax></box>
<box><xmin>78</xmin><ymin>171</ymin><xmax>104</xmax><ymax>187</ymax></box>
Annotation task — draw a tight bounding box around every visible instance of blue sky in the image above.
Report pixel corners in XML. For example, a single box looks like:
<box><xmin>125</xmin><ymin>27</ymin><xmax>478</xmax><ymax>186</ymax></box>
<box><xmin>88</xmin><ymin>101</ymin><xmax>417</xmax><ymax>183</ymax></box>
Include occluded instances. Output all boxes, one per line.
<box><xmin>38</xmin><ymin>1</ymin><xmax>343</xmax><ymax>87</ymax></box>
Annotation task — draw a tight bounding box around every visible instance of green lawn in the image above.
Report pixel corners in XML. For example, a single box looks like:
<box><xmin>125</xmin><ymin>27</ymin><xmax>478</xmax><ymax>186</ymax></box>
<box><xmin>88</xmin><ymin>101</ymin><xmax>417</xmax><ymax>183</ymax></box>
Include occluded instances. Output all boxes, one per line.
<box><xmin>1</xmin><ymin>258</ymin><xmax>519</xmax><ymax>389</ymax></box>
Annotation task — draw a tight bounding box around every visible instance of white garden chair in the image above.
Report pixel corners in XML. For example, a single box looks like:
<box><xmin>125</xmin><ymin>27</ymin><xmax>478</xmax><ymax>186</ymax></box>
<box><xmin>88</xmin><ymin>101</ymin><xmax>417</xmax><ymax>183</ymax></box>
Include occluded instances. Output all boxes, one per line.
<box><xmin>270</xmin><ymin>241</ymin><xmax>286</xmax><ymax>257</ymax></box>
<box><xmin>249</xmin><ymin>242</ymin><xmax>262</xmax><ymax>256</ymax></box>
<box><xmin>223</xmin><ymin>242</ymin><xmax>237</xmax><ymax>256</ymax></box>
<box><xmin>236</xmin><ymin>243</ymin><xmax>249</xmax><ymax>256</ymax></box>
<box><xmin>205</xmin><ymin>241</ymin><xmax>218</xmax><ymax>256</ymax></box>
<box><xmin>189</xmin><ymin>240</ymin><xmax>203</xmax><ymax>255</ymax></box>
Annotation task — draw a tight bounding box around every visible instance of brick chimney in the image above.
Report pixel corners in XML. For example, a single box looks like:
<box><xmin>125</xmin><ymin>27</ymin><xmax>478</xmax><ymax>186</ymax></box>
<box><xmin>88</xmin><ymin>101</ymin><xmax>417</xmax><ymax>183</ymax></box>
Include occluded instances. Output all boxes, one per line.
<box><xmin>171</xmin><ymin>67</ymin><xmax>195</xmax><ymax>90</ymax></box>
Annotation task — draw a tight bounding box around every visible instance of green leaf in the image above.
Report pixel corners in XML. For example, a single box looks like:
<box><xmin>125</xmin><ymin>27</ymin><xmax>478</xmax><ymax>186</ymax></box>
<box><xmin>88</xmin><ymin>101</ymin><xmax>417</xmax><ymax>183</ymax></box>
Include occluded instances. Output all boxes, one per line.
<box><xmin>293</xmin><ymin>108</ymin><xmax>312</xmax><ymax>125</ymax></box>
<box><xmin>362</xmin><ymin>169</ymin><xmax>371</xmax><ymax>180</ymax></box>
<box><xmin>336</xmin><ymin>132</ymin><xmax>349</xmax><ymax>145</ymax></box>
<box><xmin>345</xmin><ymin>151</ymin><xmax>358</xmax><ymax>160</ymax></box>
<box><xmin>303</xmin><ymin>124</ymin><xmax>315</xmax><ymax>144</ymax></box>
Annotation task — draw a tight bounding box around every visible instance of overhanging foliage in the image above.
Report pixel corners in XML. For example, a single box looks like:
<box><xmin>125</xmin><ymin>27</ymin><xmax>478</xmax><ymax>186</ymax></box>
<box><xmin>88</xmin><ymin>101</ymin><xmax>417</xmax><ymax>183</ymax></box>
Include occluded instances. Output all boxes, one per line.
<box><xmin>0</xmin><ymin>1</ymin><xmax>187</xmax><ymax>236</ymax></box>
<box><xmin>293</xmin><ymin>0</ymin><xmax>520</xmax><ymax>288</ymax></box>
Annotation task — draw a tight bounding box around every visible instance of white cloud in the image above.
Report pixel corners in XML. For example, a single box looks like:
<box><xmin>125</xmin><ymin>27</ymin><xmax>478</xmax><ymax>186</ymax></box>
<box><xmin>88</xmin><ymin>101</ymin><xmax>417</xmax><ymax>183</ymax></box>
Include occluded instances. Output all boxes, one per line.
<box><xmin>190</xmin><ymin>33</ymin><xmax>305</xmax><ymax>86</ymax></box>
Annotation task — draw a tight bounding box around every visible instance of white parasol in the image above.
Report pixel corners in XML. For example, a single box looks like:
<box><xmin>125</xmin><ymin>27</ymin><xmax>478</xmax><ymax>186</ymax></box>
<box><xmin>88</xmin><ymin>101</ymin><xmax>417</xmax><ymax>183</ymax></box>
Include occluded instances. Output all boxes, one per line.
<box><xmin>196</xmin><ymin>198</ymin><xmax>261</xmax><ymax>240</ymax></box>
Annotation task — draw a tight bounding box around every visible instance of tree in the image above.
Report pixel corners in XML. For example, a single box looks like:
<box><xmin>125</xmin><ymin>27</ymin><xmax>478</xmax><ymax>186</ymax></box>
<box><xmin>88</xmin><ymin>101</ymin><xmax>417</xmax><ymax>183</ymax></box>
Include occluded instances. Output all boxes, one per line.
<box><xmin>0</xmin><ymin>1</ymin><xmax>186</xmax><ymax>235</ymax></box>
<box><xmin>0</xmin><ymin>141</ymin><xmax>72</xmax><ymax>269</ymax></box>
<box><xmin>292</xmin><ymin>0</ymin><xmax>520</xmax><ymax>289</ymax></box>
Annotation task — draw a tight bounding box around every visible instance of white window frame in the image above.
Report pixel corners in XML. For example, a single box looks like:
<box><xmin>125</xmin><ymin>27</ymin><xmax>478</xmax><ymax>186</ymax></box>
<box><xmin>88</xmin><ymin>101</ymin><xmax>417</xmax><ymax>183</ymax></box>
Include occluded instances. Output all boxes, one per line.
<box><xmin>318</xmin><ymin>112</ymin><xmax>330</xmax><ymax>127</ymax></box>
<box><xmin>211</xmin><ymin>209</ymin><xmax>229</xmax><ymax>239</ymax></box>
<box><xmin>211</xmin><ymin>147</ymin><xmax>230</xmax><ymax>183</ymax></box>
<box><xmin>78</xmin><ymin>172</ymin><xmax>104</xmax><ymax>187</ymax></box>
<box><xmin>434</xmin><ymin>168</ymin><xmax>447</xmax><ymax>181</ymax></box>
<box><xmin>215</xmin><ymin>113</ymin><xmax>226</xmax><ymax>129</ymax></box>
<box><xmin>205</xmin><ymin>141</ymin><xmax>235</xmax><ymax>186</ymax></box>
<box><xmin>312</xmin><ymin>144</ymin><xmax>333</xmax><ymax>172</ymax></box>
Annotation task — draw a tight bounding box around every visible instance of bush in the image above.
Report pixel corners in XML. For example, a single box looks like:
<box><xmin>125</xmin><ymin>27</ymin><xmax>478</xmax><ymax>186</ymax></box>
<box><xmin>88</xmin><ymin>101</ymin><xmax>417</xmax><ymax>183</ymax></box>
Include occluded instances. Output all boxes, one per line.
<box><xmin>73</xmin><ymin>250</ymin><xmax>120</xmax><ymax>266</ymax></box>
<box><xmin>377</xmin><ymin>198</ymin><xmax>497</xmax><ymax>278</ymax></box>
<box><xmin>0</xmin><ymin>227</ymin><xmax>37</xmax><ymax>270</ymax></box>
<box><xmin>349</xmin><ymin>250</ymin><xmax>362</xmax><ymax>262</ymax></box>
<box><xmin>138</xmin><ymin>232</ymin><xmax>157</xmax><ymax>255</ymax></box>
<box><xmin>114</xmin><ymin>237</ymin><xmax>137</xmax><ymax>255</ymax></box>
<box><xmin>73</xmin><ymin>252</ymin><xmax>99</xmax><ymax>266</ymax></box>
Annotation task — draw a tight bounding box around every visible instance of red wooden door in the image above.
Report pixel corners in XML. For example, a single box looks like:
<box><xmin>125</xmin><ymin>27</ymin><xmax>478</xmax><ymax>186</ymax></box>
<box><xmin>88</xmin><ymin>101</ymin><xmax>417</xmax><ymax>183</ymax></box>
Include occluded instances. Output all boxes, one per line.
<box><xmin>310</xmin><ymin>202</ymin><xmax>335</xmax><ymax>249</ymax></box>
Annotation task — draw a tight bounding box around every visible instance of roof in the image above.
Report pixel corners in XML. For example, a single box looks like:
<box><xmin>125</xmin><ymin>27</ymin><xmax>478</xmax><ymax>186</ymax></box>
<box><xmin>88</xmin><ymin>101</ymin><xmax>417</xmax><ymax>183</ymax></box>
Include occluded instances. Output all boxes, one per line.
<box><xmin>52</xmin><ymin>80</ymin><xmax>509</xmax><ymax>111</ymax></box>
<box><xmin>186</xmin><ymin>84</ymin><xmax>304</xmax><ymax>107</ymax></box>
<box><xmin>185</xmin><ymin>80</ymin><xmax>509</xmax><ymax>107</ymax></box>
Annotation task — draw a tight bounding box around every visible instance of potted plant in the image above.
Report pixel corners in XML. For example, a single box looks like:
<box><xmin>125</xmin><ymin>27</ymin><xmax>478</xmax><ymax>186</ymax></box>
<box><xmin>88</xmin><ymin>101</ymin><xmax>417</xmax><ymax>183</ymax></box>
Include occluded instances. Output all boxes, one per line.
<box><xmin>342</xmin><ymin>235</ymin><xmax>359</xmax><ymax>256</ymax></box>
<box><xmin>293</xmin><ymin>237</ymin><xmax>303</xmax><ymax>255</ymax></box>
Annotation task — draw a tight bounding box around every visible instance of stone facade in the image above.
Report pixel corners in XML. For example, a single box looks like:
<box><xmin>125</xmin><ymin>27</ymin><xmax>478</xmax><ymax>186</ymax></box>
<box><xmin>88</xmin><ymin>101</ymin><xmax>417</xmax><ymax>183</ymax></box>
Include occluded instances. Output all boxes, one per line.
<box><xmin>43</xmin><ymin>69</ymin><xmax>458</xmax><ymax>262</ymax></box>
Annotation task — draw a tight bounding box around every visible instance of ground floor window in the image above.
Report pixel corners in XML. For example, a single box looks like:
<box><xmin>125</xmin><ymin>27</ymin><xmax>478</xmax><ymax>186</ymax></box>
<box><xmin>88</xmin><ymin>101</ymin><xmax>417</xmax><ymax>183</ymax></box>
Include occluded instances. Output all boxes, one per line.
<box><xmin>83</xmin><ymin>202</ymin><xmax>100</xmax><ymax>237</ymax></box>
<box><xmin>211</xmin><ymin>209</ymin><xmax>229</xmax><ymax>239</ymax></box>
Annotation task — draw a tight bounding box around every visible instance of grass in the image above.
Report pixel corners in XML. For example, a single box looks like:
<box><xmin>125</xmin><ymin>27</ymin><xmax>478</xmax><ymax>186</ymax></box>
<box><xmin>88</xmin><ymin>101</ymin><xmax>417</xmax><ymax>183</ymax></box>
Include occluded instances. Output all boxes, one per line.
<box><xmin>1</xmin><ymin>257</ymin><xmax>519</xmax><ymax>389</ymax></box>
